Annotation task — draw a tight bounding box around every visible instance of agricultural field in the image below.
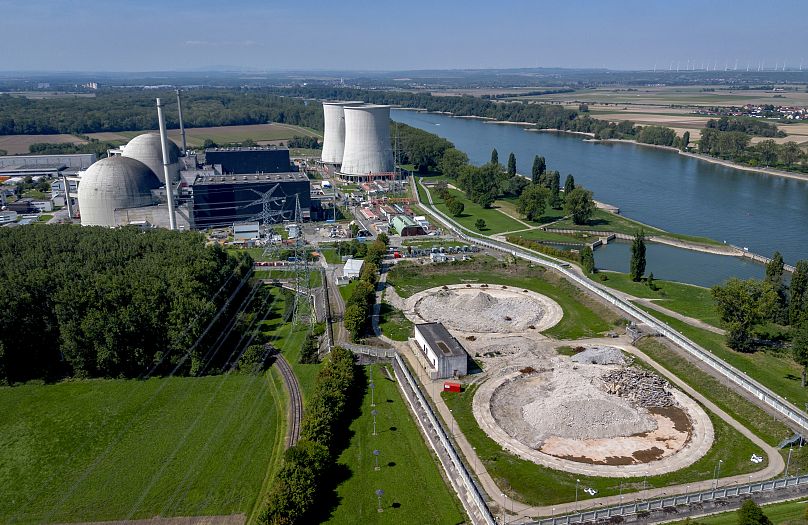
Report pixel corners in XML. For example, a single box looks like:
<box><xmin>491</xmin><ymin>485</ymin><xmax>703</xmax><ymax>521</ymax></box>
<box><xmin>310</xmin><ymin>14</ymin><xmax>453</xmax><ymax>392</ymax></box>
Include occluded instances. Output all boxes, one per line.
<box><xmin>0</xmin><ymin>133</ymin><xmax>86</xmax><ymax>154</ymax></box>
<box><xmin>325</xmin><ymin>363</ymin><xmax>465</xmax><ymax>524</ymax></box>
<box><xmin>86</xmin><ymin>123</ymin><xmax>321</xmax><ymax>148</ymax></box>
<box><xmin>0</xmin><ymin>373</ymin><xmax>286</xmax><ymax>524</ymax></box>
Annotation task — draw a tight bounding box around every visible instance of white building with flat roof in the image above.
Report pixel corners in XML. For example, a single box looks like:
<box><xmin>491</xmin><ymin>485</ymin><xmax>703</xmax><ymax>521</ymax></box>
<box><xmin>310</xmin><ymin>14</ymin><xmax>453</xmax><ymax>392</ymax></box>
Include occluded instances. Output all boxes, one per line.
<box><xmin>343</xmin><ymin>258</ymin><xmax>364</xmax><ymax>280</ymax></box>
<box><xmin>414</xmin><ymin>322</ymin><xmax>468</xmax><ymax>379</ymax></box>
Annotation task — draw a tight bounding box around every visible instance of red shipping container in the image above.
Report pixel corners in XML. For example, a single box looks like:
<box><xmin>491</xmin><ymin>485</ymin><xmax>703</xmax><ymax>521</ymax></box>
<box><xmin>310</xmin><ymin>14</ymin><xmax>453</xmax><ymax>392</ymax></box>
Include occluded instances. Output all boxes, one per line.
<box><xmin>443</xmin><ymin>381</ymin><xmax>462</xmax><ymax>393</ymax></box>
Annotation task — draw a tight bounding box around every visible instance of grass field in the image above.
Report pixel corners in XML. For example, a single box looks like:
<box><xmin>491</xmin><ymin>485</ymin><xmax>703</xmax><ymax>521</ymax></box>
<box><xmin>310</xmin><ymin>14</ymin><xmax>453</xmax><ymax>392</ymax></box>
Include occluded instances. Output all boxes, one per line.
<box><xmin>86</xmin><ymin>123</ymin><xmax>321</xmax><ymax>148</ymax></box>
<box><xmin>325</xmin><ymin>364</ymin><xmax>465</xmax><ymax>524</ymax></box>
<box><xmin>0</xmin><ymin>133</ymin><xmax>86</xmax><ymax>154</ymax></box>
<box><xmin>378</xmin><ymin>303</ymin><xmax>413</xmax><ymax>341</ymax></box>
<box><xmin>424</xmin><ymin>185</ymin><xmax>526</xmax><ymax>234</ymax></box>
<box><xmin>387</xmin><ymin>257</ymin><xmax>615</xmax><ymax>340</ymax></box>
<box><xmin>0</xmin><ymin>373</ymin><xmax>286</xmax><ymax>524</ymax></box>
<box><xmin>551</xmin><ymin>209</ymin><xmax>723</xmax><ymax>246</ymax></box>
<box><xmin>442</xmin><ymin>379</ymin><xmax>765</xmax><ymax>507</ymax></box>
<box><xmin>600</xmin><ymin>271</ymin><xmax>722</xmax><ymax>327</ymax></box>
<box><xmin>636</xmin><ymin>308</ymin><xmax>808</xmax><ymax>410</ymax></box>
<box><xmin>636</xmin><ymin>338</ymin><xmax>793</xmax><ymax>446</ymax></box>
<box><xmin>670</xmin><ymin>498</ymin><xmax>808</xmax><ymax>525</ymax></box>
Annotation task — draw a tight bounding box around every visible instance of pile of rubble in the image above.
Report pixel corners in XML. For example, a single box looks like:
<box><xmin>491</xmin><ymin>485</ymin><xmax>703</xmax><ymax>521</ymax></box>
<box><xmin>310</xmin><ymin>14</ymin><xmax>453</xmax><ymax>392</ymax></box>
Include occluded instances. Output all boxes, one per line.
<box><xmin>601</xmin><ymin>367</ymin><xmax>674</xmax><ymax>408</ymax></box>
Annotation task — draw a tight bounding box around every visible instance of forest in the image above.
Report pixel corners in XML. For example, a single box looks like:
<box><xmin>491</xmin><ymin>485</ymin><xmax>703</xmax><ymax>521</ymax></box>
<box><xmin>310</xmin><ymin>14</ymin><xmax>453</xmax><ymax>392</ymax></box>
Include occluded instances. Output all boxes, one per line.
<box><xmin>0</xmin><ymin>89</ymin><xmax>323</xmax><ymax>135</ymax></box>
<box><xmin>0</xmin><ymin>225</ymin><xmax>252</xmax><ymax>383</ymax></box>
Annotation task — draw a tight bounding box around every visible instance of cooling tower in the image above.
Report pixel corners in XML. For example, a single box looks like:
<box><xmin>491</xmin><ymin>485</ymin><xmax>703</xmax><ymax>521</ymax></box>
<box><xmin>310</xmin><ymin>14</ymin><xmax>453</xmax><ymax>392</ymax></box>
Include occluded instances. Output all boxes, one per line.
<box><xmin>321</xmin><ymin>101</ymin><xmax>363</xmax><ymax>164</ymax></box>
<box><xmin>340</xmin><ymin>105</ymin><xmax>394</xmax><ymax>176</ymax></box>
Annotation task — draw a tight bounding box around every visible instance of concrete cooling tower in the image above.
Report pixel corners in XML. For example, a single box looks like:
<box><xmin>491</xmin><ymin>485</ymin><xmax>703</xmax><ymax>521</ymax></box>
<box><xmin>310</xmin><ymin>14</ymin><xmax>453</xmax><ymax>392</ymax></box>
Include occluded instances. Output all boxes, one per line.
<box><xmin>321</xmin><ymin>101</ymin><xmax>364</xmax><ymax>164</ymax></box>
<box><xmin>340</xmin><ymin>105</ymin><xmax>394</xmax><ymax>176</ymax></box>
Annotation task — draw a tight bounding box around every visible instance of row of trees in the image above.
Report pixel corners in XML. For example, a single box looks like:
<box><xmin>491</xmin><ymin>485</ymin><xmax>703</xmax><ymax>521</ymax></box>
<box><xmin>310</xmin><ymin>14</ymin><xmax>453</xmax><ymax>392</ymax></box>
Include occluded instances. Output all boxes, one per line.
<box><xmin>343</xmin><ymin>238</ymin><xmax>388</xmax><ymax>341</ymax></box>
<box><xmin>712</xmin><ymin>254</ymin><xmax>808</xmax><ymax>382</ymax></box>
<box><xmin>706</xmin><ymin>116</ymin><xmax>786</xmax><ymax>138</ymax></box>
<box><xmin>699</xmin><ymin>128</ymin><xmax>806</xmax><ymax>171</ymax></box>
<box><xmin>396</xmin><ymin>123</ymin><xmax>454</xmax><ymax>173</ymax></box>
<box><xmin>286</xmin><ymin>136</ymin><xmax>321</xmax><ymax>149</ymax></box>
<box><xmin>0</xmin><ymin>88</ymin><xmax>324</xmax><ymax>135</ymax></box>
<box><xmin>259</xmin><ymin>347</ymin><xmax>359</xmax><ymax>524</ymax></box>
<box><xmin>0</xmin><ymin>225</ymin><xmax>252</xmax><ymax>383</ymax></box>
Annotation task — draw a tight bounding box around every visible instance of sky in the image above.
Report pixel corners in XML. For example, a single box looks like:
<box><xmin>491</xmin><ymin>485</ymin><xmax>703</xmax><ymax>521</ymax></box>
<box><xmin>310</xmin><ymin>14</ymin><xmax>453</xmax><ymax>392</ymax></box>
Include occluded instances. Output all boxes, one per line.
<box><xmin>1</xmin><ymin>0</ymin><xmax>806</xmax><ymax>72</ymax></box>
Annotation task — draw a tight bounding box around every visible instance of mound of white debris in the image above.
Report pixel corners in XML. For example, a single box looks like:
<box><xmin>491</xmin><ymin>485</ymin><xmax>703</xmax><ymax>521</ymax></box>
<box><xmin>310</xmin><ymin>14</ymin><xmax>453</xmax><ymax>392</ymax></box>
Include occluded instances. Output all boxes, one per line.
<box><xmin>415</xmin><ymin>289</ymin><xmax>545</xmax><ymax>333</ymax></box>
<box><xmin>571</xmin><ymin>346</ymin><xmax>627</xmax><ymax>366</ymax></box>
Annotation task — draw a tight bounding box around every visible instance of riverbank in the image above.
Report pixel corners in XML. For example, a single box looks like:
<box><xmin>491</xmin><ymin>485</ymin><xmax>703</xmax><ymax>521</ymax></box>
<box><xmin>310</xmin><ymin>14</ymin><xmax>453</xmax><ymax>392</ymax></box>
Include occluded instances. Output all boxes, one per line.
<box><xmin>588</xmin><ymin>139</ymin><xmax>808</xmax><ymax>183</ymax></box>
<box><xmin>529</xmin><ymin>128</ymin><xmax>596</xmax><ymax>138</ymax></box>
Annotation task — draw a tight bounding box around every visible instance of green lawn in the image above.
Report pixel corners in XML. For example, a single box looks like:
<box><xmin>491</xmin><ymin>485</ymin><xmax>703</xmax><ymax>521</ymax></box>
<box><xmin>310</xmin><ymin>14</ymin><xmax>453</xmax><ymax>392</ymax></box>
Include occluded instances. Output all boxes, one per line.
<box><xmin>426</xmin><ymin>186</ymin><xmax>526</xmax><ymax>234</ymax></box>
<box><xmin>378</xmin><ymin>303</ymin><xmax>413</xmax><ymax>341</ymax></box>
<box><xmin>514</xmin><ymin>228</ymin><xmax>596</xmax><ymax>244</ymax></box>
<box><xmin>442</xmin><ymin>379</ymin><xmax>765</xmax><ymax>507</ymax></box>
<box><xmin>253</xmin><ymin>269</ymin><xmax>322</xmax><ymax>288</ymax></box>
<box><xmin>600</xmin><ymin>271</ymin><xmax>722</xmax><ymax>327</ymax></box>
<box><xmin>636</xmin><ymin>308</ymin><xmax>808</xmax><ymax>411</ymax></box>
<box><xmin>318</xmin><ymin>247</ymin><xmax>346</xmax><ymax>264</ymax></box>
<box><xmin>38</xmin><ymin>214</ymin><xmax>53</xmax><ymax>222</ymax></box>
<box><xmin>0</xmin><ymin>374</ymin><xmax>285</xmax><ymax>524</ymax></box>
<box><xmin>552</xmin><ymin>209</ymin><xmax>723</xmax><ymax>246</ymax></box>
<box><xmin>636</xmin><ymin>338</ymin><xmax>793</xmax><ymax>446</ymax></box>
<box><xmin>387</xmin><ymin>257</ymin><xmax>615</xmax><ymax>340</ymax></box>
<box><xmin>339</xmin><ymin>279</ymin><xmax>359</xmax><ymax>303</ymax></box>
<box><xmin>326</xmin><ymin>364</ymin><xmax>465</xmax><ymax>524</ymax></box>
<box><xmin>669</xmin><ymin>498</ymin><xmax>808</xmax><ymax>525</ymax></box>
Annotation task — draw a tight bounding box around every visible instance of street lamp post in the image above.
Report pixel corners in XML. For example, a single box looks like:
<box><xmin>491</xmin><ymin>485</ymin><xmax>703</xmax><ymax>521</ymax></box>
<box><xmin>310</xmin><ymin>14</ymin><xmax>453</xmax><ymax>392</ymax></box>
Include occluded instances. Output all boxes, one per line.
<box><xmin>370</xmin><ymin>381</ymin><xmax>376</xmax><ymax>407</ymax></box>
<box><xmin>373</xmin><ymin>449</ymin><xmax>380</xmax><ymax>471</ymax></box>
<box><xmin>372</xmin><ymin>409</ymin><xmax>378</xmax><ymax>436</ymax></box>
<box><xmin>714</xmin><ymin>459</ymin><xmax>723</xmax><ymax>489</ymax></box>
<box><xmin>500</xmin><ymin>493</ymin><xmax>505</xmax><ymax>525</ymax></box>
<box><xmin>575</xmin><ymin>479</ymin><xmax>580</xmax><ymax>506</ymax></box>
<box><xmin>375</xmin><ymin>489</ymin><xmax>384</xmax><ymax>513</ymax></box>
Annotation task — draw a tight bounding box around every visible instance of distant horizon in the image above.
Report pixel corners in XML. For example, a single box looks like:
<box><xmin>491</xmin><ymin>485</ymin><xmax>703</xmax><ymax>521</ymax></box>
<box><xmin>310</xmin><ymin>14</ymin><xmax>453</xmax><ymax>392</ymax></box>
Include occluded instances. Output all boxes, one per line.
<box><xmin>1</xmin><ymin>0</ymin><xmax>805</xmax><ymax>72</ymax></box>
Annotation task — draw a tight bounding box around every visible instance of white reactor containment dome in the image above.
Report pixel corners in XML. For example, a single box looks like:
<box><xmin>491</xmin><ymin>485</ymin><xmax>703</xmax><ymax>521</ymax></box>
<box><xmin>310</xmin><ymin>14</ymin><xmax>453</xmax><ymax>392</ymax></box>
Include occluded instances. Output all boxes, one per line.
<box><xmin>121</xmin><ymin>133</ymin><xmax>181</xmax><ymax>183</ymax></box>
<box><xmin>77</xmin><ymin>156</ymin><xmax>163</xmax><ymax>227</ymax></box>
<box><xmin>340</xmin><ymin>105</ymin><xmax>394</xmax><ymax>176</ymax></box>
<box><xmin>321</xmin><ymin>101</ymin><xmax>364</xmax><ymax>164</ymax></box>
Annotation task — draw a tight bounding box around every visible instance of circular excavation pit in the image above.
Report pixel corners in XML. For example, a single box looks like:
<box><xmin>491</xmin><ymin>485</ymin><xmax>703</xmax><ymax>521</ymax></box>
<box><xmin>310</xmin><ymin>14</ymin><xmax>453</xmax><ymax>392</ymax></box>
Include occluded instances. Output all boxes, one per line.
<box><xmin>474</xmin><ymin>346</ymin><xmax>714</xmax><ymax>477</ymax></box>
<box><xmin>409</xmin><ymin>285</ymin><xmax>563</xmax><ymax>333</ymax></box>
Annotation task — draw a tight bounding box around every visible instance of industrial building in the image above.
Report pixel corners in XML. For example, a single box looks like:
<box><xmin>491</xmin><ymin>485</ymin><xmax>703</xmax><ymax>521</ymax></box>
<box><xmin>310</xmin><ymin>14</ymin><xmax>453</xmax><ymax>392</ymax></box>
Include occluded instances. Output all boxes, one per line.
<box><xmin>342</xmin><ymin>258</ymin><xmax>364</xmax><ymax>280</ymax></box>
<box><xmin>414</xmin><ymin>322</ymin><xmax>468</xmax><ymax>379</ymax></box>
<box><xmin>121</xmin><ymin>133</ymin><xmax>181</xmax><ymax>183</ymax></box>
<box><xmin>190</xmin><ymin>171</ymin><xmax>310</xmax><ymax>229</ymax></box>
<box><xmin>77</xmin><ymin>156</ymin><xmax>164</xmax><ymax>227</ymax></box>
<box><xmin>391</xmin><ymin>215</ymin><xmax>426</xmax><ymax>236</ymax></box>
<box><xmin>205</xmin><ymin>146</ymin><xmax>293</xmax><ymax>175</ymax></box>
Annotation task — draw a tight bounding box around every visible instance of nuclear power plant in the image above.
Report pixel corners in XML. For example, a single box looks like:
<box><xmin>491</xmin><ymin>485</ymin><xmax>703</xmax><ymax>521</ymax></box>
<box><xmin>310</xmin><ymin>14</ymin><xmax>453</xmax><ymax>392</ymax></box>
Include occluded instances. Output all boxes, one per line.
<box><xmin>321</xmin><ymin>102</ymin><xmax>396</xmax><ymax>182</ymax></box>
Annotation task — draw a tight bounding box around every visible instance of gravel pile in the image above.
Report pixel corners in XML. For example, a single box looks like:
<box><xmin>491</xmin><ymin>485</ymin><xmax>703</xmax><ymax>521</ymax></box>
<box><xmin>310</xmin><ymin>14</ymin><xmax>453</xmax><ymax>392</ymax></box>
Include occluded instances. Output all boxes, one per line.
<box><xmin>416</xmin><ymin>289</ymin><xmax>545</xmax><ymax>333</ymax></box>
<box><xmin>601</xmin><ymin>367</ymin><xmax>674</xmax><ymax>408</ymax></box>
<box><xmin>571</xmin><ymin>346</ymin><xmax>627</xmax><ymax>366</ymax></box>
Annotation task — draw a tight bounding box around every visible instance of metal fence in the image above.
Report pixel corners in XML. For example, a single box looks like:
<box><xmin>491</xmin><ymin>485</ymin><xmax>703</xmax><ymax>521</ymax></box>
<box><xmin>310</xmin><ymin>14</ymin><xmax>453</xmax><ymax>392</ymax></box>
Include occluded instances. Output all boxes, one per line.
<box><xmin>417</xmin><ymin>178</ymin><xmax>808</xmax><ymax>436</ymax></box>
<box><xmin>393</xmin><ymin>354</ymin><xmax>497</xmax><ymax>525</ymax></box>
<box><xmin>532</xmin><ymin>475</ymin><xmax>808</xmax><ymax>525</ymax></box>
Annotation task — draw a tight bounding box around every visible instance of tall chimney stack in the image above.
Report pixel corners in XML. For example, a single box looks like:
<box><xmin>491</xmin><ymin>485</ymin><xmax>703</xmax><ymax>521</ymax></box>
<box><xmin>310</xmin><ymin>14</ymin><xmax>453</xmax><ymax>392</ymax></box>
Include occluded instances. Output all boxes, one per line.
<box><xmin>175</xmin><ymin>89</ymin><xmax>187</xmax><ymax>155</ymax></box>
<box><xmin>156</xmin><ymin>98</ymin><xmax>177</xmax><ymax>230</ymax></box>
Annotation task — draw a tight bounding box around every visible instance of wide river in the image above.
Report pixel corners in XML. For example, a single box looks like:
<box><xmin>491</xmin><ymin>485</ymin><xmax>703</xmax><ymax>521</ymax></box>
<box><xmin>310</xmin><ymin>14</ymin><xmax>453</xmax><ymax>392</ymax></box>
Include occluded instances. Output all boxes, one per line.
<box><xmin>391</xmin><ymin>109</ymin><xmax>807</xmax><ymax>284</ymax></box>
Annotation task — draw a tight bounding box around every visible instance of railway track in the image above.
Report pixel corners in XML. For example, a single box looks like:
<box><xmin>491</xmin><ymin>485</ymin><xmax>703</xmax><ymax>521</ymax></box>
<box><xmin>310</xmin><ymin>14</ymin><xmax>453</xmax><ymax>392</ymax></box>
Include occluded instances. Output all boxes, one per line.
<box><xmin>275</xmin><ymin>354</ymin><xmax>303</xmax><ymax>448</ymax></box>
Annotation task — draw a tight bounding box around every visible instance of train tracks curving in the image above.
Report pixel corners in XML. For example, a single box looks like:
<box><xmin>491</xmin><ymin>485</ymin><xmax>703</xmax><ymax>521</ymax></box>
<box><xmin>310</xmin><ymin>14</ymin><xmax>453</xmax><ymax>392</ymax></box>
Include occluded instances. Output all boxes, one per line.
<box><xmin>275</xmin><ymin>354</ymin><xmax>303</xmax><ymax>448</ymax></box>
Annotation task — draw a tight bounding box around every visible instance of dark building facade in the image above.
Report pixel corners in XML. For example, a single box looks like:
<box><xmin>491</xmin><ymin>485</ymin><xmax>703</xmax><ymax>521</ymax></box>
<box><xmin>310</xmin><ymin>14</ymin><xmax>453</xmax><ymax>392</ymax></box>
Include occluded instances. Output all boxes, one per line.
<box><xmin>191</xmin><ymin>172</ymin><xmax>310</xmax><ymax>230</ymax></box>
<box><xmin>204</xmin><ymin>147</ymin><xmax>294</xmax><ymax>175</ymax></box>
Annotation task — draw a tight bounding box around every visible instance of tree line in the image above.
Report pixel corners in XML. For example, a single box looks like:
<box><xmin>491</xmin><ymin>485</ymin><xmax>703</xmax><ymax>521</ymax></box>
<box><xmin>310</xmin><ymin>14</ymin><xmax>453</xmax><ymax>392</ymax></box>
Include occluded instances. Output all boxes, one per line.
<box><xmin>0</xmin><ymin>88</ymin><xmax>324</xmax><ymax>135</ymax></box>
<box><xmin>259</xmin><ymin>346</ymin><xmax>360</xmax><ymax>524</ymax></box>
<box><xmin>0</xmin><ymin>225</ymin><xmax>252</xmax><ymax>384</ymax></box>
<box><xmin>698</xmin><ymin>129</ymin><xmax>806</xmax><ymax>172</ymax></box>
<box><xmin>343</xmin><ymin>236</ymin><xmax>388</xmax><ymax>341</ymax></box>
<box><xmin>712</xmin><ymin>253</ymin><xmax>808</xmax><ymax>382</ymax></box>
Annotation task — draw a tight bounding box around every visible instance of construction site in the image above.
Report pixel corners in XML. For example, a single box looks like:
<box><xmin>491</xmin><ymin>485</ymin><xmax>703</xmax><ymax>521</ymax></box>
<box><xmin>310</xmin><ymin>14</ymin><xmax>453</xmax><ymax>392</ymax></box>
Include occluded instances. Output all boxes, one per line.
<box><xmin>393</xmin><ymin>283</ymin><xmax>713</xmax><ymax>478</ymax></box>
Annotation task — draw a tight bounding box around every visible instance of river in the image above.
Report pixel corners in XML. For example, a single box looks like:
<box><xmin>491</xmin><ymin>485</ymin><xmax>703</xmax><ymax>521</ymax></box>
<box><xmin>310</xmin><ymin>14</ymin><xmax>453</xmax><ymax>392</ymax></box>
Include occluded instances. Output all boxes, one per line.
<box><xmin>391</xmin><ymin>109</ymin><xmax>807</xmax><ymax>285</ymax></box>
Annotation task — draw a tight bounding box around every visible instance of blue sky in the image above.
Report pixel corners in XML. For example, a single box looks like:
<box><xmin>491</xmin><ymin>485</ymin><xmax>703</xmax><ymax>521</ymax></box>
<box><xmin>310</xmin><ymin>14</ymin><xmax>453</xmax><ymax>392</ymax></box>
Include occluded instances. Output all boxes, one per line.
<box><xmin>1</xmin><ymin>0</ymin><xmax>805</xmax><ymax>71</ymax></box>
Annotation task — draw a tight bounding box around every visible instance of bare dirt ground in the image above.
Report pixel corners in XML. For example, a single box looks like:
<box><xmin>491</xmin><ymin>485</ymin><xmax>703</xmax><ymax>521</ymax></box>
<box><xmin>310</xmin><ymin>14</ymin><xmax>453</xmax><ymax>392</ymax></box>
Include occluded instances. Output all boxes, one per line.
<box><xmin>0</xmin><ymin>134</ymin><xmax>87</xmax><ymax>154</ymax></box>
<box><xmin>405</xmin><ymin>284</ymin><xmax>563</xmax><ymax>333</ymax></box>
